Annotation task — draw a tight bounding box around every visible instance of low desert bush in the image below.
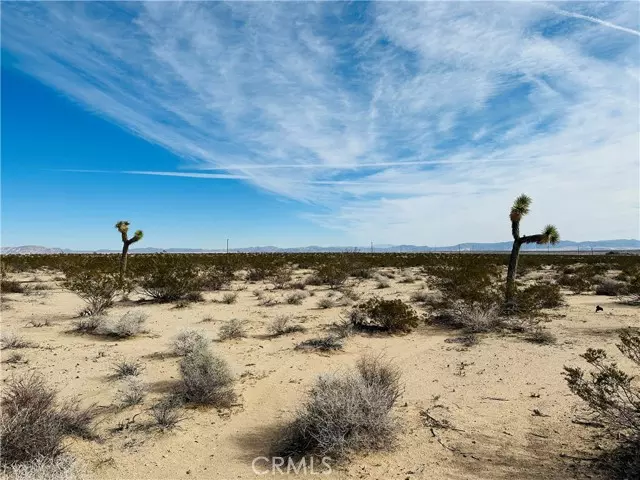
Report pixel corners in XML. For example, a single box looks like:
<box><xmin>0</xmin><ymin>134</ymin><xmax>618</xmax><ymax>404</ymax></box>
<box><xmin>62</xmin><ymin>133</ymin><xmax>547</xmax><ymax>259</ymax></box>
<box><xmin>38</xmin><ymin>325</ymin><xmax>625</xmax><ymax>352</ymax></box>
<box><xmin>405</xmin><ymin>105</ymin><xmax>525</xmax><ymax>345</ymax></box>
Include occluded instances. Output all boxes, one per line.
<box><xmin>375</xmin><ymin>279</ymin><xmax>390</xmax><ymax>289</ymax></box>
<box><xmin>295</xmin><ymin>335</ymin><xmax>344</xmax><ymax>352</ymax></box>
<box><xmin>258</xmin><ymin>296</ymin><xmax>280</xmax><ymax>307</ymax></box>
<box><xmin>71</xmin><ymin>316</ymin><xmax>105</xmax><ymax>334</ymax></box>
<box><xmin>106</xmin><ymin>311</ymin><xmax>148</xmax><ymax>338</ymax></box>
<box><xmin>63</xmin><ymin>271</ymin><xmax>119</xmax><ymax>316</ymax></box>
<box><xmin>1</xmin><ymin>280</ymin><xmax>26</xmax><ymax>294</ymax></box>
<box><xmin>428</xmin><ymin>301</ymin><xmax>502</xmax><ymax>333</ymax></box>
<box><xmin>0</xmin><ymin>374</ymin><xmax>96</xmax><ymax>466</ymax></box>
<box><xmin>5</xmin><ymin>352</ymin><xmax>27</xmax><ymax>364</ymax></box>
<box><xmin>351</xmin><ymin>298</ymin><xmax>419</xmax><ymax>333</ymax></box>
<box><xmin>269</xmin><ymin>266</ymin><xmax>293</xmax><ymax>289</ymax></box>
<box><xmin>268</xmin><ymin>315</ymin><xmax>306</xmax><ymax>337</ymax></box>
<box><xmin>3</xmin><ymin>454</ymin><xmax>82</xmax><ymax>480</ymax></box>
<box><xmin>525</xmin><ymin>327</ymin><xmax>557</xmax><ymax>345</ymax></box>
<box><xmin>275</xmin><ymin>355</ymin><xmax>401</xmax><ymax>459</ymax></box>
<box><xmin>557</xmin><ymin>273</ymin><xmax>592</xmax><ymax>294</ymax></box>
<box><xmin>316</xmin><ymin>297</ymin><xmax>335</xmax><ymax>309</ymax></box>
<box><xmin>595</xmin><ymin>278</ymin><xmax>628</xmax><ymax>296</ymax></box>
<box><xmin>1</xmin><ymin>334</ymin><xmax>34</xmax><ymax>350</ymax></box>
<box><xmin>409</xmin><ymin>289</ymin><xmax>436</xmax><ymax>304</ymax></box>
<box><xmin>219</xmin><ymin>319</ymin><xmax>248</xmax><ymax>340</ymax></box>
<box><xmin>139</xmin><ymin>259</ymin><xmax>202</xmax><ymax>302</ymax></box>
<box><xmin>179</xmin><ymin>349</ymin><xmax>236</xmax><ymax>407</ymax></box>
<box><xmin>150</xmin><ymin>396</ymin><xmax>184</xmax><ymax>430</ymax></box>
<box><xmin>171</xmin><ymin>330</ymin><xmax>209</xmax><ymax>356</ymax></box>
<box><xmin>564</xmin><ymin>330</ymin><xmax>640</xmax><ymax>479</ymax></box>
<box><xmin>112</xmin><ymin>359</ymin><xmax>144</xmax><ymax>378</ymax></box>
<box><xmin>201</xmin><ymin>265</ymin><xmax>234</xmax><ymax>291</ymax></box>
<box><xmin>118</xmin><ymin>378</ymin><xmax>146</xmax><ymax>407</ymax></box>
<box><xmin>220</xmin><ymin>292</ymin><xmax>238</xmax><ymax>304</ymax></box>
<box><xmin>314</xmin><ymin>262</ymin><xmax>349</xmax><ymax>289</ymax></box>
<box><xmin>285</xmin><ymin>291</ymin><xmax>307</xmax><ymax>305</ymax></box>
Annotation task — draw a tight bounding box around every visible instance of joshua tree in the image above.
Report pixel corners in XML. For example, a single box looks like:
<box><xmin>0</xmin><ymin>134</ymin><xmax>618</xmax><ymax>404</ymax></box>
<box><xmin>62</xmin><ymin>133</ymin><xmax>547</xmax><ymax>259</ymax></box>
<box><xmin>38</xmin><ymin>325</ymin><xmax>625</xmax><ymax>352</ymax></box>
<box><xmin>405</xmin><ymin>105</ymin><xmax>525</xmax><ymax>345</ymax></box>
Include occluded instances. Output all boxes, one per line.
<box><xmin>506</xmin><ymin>195</ymin><xmax>559</xmax><ymax>304</ymax></box>
<box><xmin>115</xmin><ymin>221</ymin><xmax>143</xmax><ymax>283</ymax></box>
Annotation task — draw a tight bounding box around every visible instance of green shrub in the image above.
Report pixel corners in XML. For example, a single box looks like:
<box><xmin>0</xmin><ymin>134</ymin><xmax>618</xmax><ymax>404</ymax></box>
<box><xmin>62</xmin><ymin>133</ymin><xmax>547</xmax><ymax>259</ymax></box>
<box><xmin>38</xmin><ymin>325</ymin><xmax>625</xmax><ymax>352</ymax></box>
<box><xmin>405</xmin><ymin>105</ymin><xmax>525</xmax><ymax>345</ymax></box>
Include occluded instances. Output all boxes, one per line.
<box><xmin>63</xmin><ymin>271</ymin><xmax>119</xmax><ymax>316</ymax></box>
<box><xmin>352</xmin><ymin>298</ymin><xmax>420</xmax><ymax>333</ymax></box>
<box><xmin>564</xmin><ymin>330</ymin><xmax>640</xmax><ymax>479</ymax></box>
<box><xmin>140</xmin><ymin>258</ymin><xmax>202</xmax><ymax>302</ymax></box>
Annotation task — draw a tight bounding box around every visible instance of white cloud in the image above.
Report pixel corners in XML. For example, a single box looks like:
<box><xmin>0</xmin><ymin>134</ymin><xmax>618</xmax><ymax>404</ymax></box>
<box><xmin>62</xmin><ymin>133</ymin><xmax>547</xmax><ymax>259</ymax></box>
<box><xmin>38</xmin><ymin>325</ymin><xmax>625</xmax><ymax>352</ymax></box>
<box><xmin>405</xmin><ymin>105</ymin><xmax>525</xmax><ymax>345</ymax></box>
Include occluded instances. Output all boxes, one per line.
<box><xmin>2</xmin><ymin>1</ymin><xmax>638</xmax><ymax>244</ymax></box>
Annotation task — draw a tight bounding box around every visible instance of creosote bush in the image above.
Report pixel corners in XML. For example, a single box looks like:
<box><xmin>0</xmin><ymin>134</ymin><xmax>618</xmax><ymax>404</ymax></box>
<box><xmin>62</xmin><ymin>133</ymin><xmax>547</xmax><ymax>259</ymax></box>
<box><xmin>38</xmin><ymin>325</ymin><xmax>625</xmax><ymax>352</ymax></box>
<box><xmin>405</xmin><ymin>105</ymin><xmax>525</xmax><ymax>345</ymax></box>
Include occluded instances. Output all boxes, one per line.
<box><xmin>275</xmin><ymin>355</ymin><xmax>401</xmax><ymax>460</ymax></box>
<box><xmin>139</xmin><ymin>258</ymin><xmax>202</xmax><ymax>302</ymax></box>
<box><xmin>171</xmin><ymin>330</ymin><xmax>209</xmax><ymax>356</ymax></box>
<box><xmin>0</xmin><ymin>374</ymin><xmax>96</xmax><ymax>467</ymax></box>
<box><xmin>564</xmin><ymin>330</ymin><xmax>640</xmax><ymax>479</ymax></box>
<box><xmin>351</xmin><ymin>298</ymin><xmax>419</xmax><ymax>333</ymax></box>
<box><xmin>316</xmin><ymin>297</ymin><xmax>335</xmax><ymax>309</ymax></box>
<box><xmin>179</xmin><ymin>348</ymin><xmax>236</xmax><ymax>407</ymax></box>
<box><xmin>63</xmin><ymin>271</ymin><xmax>119</xmax><ymax>316</ymax></box>
<box><xmin>107</xmin><ymin>311</ymin><xmax>148</xmax><ymax>338</ymax></box>
<box><xmin>218</xmin><ymin>319</ymin><xmax>248</xmax><ymax>340</ymax></box>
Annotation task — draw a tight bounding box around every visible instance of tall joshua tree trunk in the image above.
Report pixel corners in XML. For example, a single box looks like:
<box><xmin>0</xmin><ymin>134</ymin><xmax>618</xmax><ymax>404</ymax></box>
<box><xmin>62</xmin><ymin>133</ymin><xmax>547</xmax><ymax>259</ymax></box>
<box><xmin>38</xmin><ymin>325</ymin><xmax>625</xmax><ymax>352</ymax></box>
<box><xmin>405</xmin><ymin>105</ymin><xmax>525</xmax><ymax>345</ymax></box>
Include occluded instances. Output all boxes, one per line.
<box><xmin>505</xmin><ymin>195</ymin><xmax>559</xmax><ymax>305</ymax></box>
<box><xmin>115</xmin><ymin>221</ymin><xmax>144</xmax><ymax>284</ymax></box>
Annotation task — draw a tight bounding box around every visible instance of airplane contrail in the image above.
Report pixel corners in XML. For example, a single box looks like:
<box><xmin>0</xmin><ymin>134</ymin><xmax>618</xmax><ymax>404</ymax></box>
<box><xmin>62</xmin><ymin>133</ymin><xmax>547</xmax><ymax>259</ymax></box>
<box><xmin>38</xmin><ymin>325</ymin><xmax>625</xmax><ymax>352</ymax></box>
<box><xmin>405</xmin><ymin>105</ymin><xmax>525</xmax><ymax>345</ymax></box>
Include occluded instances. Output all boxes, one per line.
<box><xmin>543</xmin><ymin>4</ymin><xmax>640</xmax><ymax>37</ymax></box>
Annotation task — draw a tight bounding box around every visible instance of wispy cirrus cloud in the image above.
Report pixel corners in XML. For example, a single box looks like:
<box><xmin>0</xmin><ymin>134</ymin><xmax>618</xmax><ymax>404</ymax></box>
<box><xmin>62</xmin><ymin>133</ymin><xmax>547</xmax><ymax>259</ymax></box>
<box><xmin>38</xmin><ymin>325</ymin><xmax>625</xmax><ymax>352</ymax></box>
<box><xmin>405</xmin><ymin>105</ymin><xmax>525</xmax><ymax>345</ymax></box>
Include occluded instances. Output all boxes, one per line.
<box><xmin>2</xmin><ymin>1</ymin><xmax>638</xmax><ymax>244</ymax></box>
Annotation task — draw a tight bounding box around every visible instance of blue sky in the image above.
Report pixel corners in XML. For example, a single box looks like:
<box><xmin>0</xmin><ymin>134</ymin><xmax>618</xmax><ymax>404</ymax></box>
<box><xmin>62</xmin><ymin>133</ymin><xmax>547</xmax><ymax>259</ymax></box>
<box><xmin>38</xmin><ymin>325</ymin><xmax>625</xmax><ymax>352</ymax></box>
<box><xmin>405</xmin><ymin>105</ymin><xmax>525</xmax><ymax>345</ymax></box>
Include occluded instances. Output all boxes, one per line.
<box><xmin>1</xmin><ymin>1</ymin><xmax>639</xmax><ymax>250</ymax></box>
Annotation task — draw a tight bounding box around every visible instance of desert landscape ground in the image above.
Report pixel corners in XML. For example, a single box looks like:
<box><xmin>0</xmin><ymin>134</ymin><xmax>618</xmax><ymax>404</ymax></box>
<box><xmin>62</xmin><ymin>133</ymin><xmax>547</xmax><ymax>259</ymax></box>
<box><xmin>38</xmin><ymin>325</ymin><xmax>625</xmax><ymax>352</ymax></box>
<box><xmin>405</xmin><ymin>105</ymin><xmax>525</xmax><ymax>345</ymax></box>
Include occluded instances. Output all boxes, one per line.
<box><xmin>1</xmin><ymin>252</ymin><xmax>639</xmax><ymax>480</ymax></box>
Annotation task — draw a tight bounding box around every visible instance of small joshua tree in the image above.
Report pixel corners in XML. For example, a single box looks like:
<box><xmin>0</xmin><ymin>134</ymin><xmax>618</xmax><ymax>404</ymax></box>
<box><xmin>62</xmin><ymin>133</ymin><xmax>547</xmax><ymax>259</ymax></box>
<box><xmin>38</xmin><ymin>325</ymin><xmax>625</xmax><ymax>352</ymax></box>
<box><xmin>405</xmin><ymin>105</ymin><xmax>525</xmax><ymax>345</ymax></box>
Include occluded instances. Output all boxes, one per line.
<box><xmin>115</xmin><ymin>221</ymin><xmax>143</xmax><ymax>283</ymax></box>
<box><xmin>506</xmin><ymin>195</ymin><xmax>559</xmax><ymax>304</ymax></box>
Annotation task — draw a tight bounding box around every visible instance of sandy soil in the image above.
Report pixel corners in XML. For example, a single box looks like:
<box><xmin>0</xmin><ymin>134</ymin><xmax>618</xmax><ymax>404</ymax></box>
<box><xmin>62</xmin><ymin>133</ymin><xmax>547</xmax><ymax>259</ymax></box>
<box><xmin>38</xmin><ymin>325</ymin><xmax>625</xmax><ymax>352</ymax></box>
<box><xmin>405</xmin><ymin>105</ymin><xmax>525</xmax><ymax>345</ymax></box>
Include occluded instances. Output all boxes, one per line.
<box><xmin>1</xmin><ymin>268</ymin><xmax>638</xmax><ymax>480</ymax></box>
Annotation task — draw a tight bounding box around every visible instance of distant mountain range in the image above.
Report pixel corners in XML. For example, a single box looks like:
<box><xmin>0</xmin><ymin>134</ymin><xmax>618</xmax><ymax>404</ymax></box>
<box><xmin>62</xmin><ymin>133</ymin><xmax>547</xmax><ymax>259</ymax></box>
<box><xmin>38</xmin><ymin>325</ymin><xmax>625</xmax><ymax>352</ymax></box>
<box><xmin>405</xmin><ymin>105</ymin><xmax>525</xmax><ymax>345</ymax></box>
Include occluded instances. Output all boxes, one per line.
<box><xmin>2</xmin><ymin>239</ymin><xmax>639</xmax><ymax>255</ymax></box>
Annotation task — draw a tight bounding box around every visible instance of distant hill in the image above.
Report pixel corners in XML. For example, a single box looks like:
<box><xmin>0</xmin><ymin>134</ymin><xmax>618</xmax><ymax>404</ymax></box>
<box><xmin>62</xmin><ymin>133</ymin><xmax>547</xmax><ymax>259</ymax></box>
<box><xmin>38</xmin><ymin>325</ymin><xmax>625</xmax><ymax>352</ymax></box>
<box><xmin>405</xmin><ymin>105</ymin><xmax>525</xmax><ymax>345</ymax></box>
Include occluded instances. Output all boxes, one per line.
<box><xmin>2</xmin><ymin>239</ymin><xmax>639</xmax><ymax>254</ymax></box>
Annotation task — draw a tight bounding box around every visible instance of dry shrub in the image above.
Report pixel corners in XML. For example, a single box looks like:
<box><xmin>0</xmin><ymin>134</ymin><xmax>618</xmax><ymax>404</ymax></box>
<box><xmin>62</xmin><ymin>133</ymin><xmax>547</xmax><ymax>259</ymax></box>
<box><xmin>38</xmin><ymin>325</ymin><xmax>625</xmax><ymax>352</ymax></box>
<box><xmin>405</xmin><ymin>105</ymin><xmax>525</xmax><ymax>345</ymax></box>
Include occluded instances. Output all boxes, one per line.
<box><xmin>564</xmin><ymin>330</ymin><xmax>640</xmax><ymax>479</ymax></box>
<box><xmin>516</xmin><ymin>283</ymin><xmax>565</xmax><ymax>310</ymax></box>
<box><xmin>409</xmin><ymin>290</ymin><xmax>437</xmax><ymax>304</ymax></box>
<box><xmin>268</xmin><ymin>315</ymin><xmax>306</xmax><ymax>337</ymax></box>
<box><xmin>179</xmin><ymin>349</ymin><xmax>236</xmax><ymax>407</ymax></box>
<box><xmin>285</xmin><ymin>291</ymin><xmax>307</xmax><ymax>305</ymax></box>
<box><xmin>71</xmin><ymin>316</ymin><xmax>105</xmax><ymax>334</ymax></box>
<box><xmin>295</xmin><ymin>335</ymin><xmax>344</xmax><ymax>352</ymax></box>
<box><xmin>63</xmin><ymin>271</ymin><xmax>118</xmax><ymax>316</ymax></box>
<box><xmin>219</xmin><ymin>319</ymin><xmax>248</xmax><ymax>340</ymax></box>
<box><xmin>259</xmin><ymin>296</ymin><xmax>280</xmax><ymax>307</ymax></box>
<box><xmin>595</xmin><ymin>278</ymin><xmax>629</xmax><ymax>296</ymax></box>
<box><xmin>171</xmin><ymin>330</ymin><xmax>209</xmax><ymax>356</ymax></box>
<box><xmin>3</xmin><ymin>455</ymin><xmax>82</xmax><ymax>480</ymax></box>
<box><xmin>525</xmin><ymin>327</ymin><xmax>557</xmax><ymax>345</ymax></box>
<box><xmin>112</xmin><ymin>359</ymin><xmax>144</xmax><ymax>378</ymax></box>
<box><xmin>275</xmin><ymin>355</ymin><xmax>401</xmax><ymax>460</ymax></box>
<box><xmin>1</xmin><ymin>280</ymin><xmax>26</xmax><ymax>294</ymax></box>
<box><xmin>429</xmin><ymin>301</ymin><xmax>502</xmax><ymax>333</ymax></box>
<box><xmin>0</xmin><ymin>374</ymin><xmax>96</xmax><ymax>466</ymax></box>
<box><xmin>220</xmin><ymin>292</ymin><xmax>238</xmax><ymax>304</ymax></box>
<box><xmin>118</xmin><ymin>378</ymin><xmax>146</xmax><ymax>407</ymax></box>
<box><xmin>1</xmin><ymin>334</ymin><xmax>34</xmax><ymax>350</ymax></box>
<box><xmin>316</xmin><ymin>297</ymin><xmax>335</xmax><ymax>309</ymax></box>
<box><xmin>150</xmin><ymin>396</ymin><xmax>185</xmax><ymax>430</ymax></box>
<box><xmin>106</xmin><ymin>311</ymin><xmax>148</xmax><ymax>338</ymax></box>
<box><xmin>352</xmin><ymin>298</ymin><xmax>419</xmax><ymax>333</ymax></box>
